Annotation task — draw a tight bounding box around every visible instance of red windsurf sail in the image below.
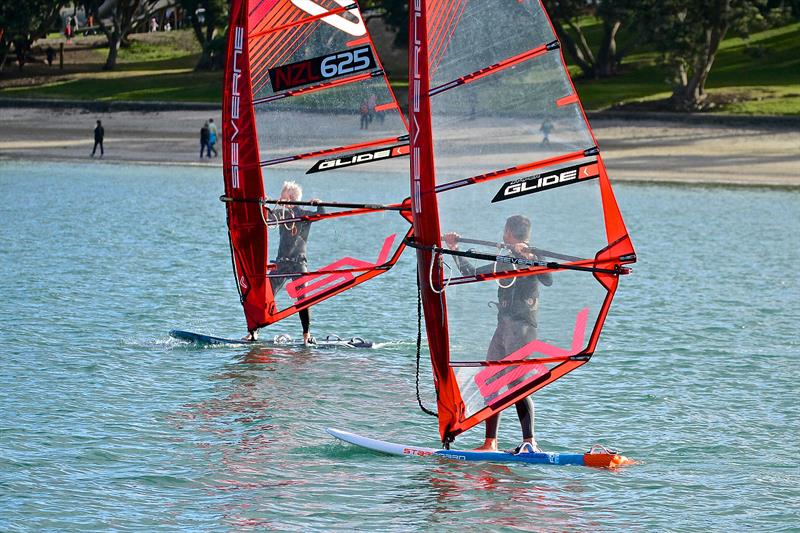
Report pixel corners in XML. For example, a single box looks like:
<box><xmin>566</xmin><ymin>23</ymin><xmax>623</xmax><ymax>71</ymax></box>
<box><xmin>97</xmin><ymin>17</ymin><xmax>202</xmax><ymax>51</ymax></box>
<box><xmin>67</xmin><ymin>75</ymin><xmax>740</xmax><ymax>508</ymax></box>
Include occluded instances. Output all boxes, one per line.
<box><xmin>223</xmin><ymin>0</ymin><xmax>411</xmax><ymax>333</ymax></box>
<box><xmin>409</xmin><ymin>0</ymin><xmax>636</xmax><ymax>445</ymax></box>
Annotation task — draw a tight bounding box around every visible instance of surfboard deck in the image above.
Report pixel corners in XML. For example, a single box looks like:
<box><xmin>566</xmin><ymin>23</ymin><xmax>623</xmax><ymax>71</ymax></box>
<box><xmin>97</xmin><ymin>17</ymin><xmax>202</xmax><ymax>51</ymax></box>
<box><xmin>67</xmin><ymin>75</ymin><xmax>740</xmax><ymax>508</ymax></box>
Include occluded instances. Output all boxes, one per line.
<box><xmin>169</xmin><ymin>330</ymin><xmax>373</xmax><ymax>348</ymax></box>
<box><xmin>326</xmin><ymin>428</ymin><xmax>632</xmax><ymax>468</ymax></box>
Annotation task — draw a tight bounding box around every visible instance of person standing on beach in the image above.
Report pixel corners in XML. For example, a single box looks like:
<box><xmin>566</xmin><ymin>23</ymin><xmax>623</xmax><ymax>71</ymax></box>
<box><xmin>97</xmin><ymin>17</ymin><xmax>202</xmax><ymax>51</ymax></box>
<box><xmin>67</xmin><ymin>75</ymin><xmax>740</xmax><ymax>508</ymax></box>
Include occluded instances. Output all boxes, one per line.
<box><xmin>91</xmin><ymin>120</ymin><xmax>104</xmax><ymax>157</ymax></box>
<box><xmin>200</xmin><ymin>121</ymin><xmax>210</xmax><ymax>158</ymax></box>
<box><xmin>207</xmin><ymin>119</ymin><xmax>218</xmax><ymax>157</ymax></box>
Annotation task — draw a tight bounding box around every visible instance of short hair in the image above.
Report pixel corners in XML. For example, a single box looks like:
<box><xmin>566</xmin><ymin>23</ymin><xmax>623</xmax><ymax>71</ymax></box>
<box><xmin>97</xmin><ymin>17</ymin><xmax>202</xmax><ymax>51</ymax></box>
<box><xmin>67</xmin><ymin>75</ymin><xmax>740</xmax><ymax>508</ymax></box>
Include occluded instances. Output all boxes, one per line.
<box><xmin>281</xmin><ymin>181</ymin><xmax>302</xmax><ymax>201</ymax></box>
<box><xmin>505</xmin><ymin>214</ymin><xmax>531</xmax><ymax>241</ymax></box>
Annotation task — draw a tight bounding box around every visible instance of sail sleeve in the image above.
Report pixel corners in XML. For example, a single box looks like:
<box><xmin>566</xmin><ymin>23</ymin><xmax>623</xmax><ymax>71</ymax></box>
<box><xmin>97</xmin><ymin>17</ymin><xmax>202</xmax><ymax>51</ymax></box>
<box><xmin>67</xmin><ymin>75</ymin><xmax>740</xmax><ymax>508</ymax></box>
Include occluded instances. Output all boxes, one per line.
<box><xmin>410</xmin><ymin>0</ymin><xmax>636</xmax><ymax>444</ymax></box>
<box><xmin>224</xmin><ymin>0</ymin><xmax>271</xmax><ymax>331</ymax></box>
<box><xmin>223</xmin><ymin>0</ymin><xmax>412</xmax><ymax>332</ymax></box>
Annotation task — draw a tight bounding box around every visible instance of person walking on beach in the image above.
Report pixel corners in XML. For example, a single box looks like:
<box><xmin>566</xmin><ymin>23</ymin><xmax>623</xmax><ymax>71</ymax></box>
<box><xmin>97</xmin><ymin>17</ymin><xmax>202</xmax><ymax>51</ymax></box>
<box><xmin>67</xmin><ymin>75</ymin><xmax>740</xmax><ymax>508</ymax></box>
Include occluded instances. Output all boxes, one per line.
<box><xmin>91</xmin><ymin>120</ymin><xmax>104</xmax><ymax>157</ymax></box>
<box><xmin>359</xmin><ymin>99</ymin><xmax>370</xmax><ymax>130</ymax></box>
<box><xmin>540</xmin><ymin>119</ymin><xmax>553</xmax><ymax>146</ymax></box>
<box><xmin>207</xmin><ymin>118</ymin><xmax>218</xmax><ymax>157</ymax></box>
<box><xmin>200</xmin><ymin>121</ymin><xmax>210</xmax><ymax>159</ymax></box>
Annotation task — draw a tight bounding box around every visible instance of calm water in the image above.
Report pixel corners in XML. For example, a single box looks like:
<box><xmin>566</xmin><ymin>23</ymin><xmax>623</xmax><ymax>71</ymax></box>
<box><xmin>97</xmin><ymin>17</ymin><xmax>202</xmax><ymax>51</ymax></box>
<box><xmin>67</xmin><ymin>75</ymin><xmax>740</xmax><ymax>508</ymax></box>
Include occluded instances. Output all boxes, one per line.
<box><xmin>1</xmin><ymin>161</ymin><xmax>798</xmax><ymax>531</ymax></box>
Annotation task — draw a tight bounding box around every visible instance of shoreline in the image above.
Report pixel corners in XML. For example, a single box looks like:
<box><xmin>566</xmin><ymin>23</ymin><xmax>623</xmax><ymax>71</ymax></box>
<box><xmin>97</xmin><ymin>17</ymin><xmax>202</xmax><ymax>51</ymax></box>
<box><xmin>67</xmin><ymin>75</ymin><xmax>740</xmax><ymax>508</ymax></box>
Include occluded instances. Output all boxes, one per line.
<box><xmin>2</xmin><ymin>96</ymin><xmax>799</xmax><ymax>129</ymax></box>
<box><xmin>1</xmin><ymin>105</ymin><xmax>798</xmax><ymax>188</ymax></box>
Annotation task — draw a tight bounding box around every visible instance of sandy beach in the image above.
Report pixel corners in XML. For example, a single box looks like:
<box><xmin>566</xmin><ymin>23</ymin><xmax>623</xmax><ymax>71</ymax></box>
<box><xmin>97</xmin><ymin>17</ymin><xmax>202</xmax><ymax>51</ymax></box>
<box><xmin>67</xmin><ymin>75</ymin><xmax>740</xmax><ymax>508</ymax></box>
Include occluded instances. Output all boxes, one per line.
<box><xmin>0</xmin><ymin>106</ymin><xmax>798</xmax><ymax>187</ymax></box>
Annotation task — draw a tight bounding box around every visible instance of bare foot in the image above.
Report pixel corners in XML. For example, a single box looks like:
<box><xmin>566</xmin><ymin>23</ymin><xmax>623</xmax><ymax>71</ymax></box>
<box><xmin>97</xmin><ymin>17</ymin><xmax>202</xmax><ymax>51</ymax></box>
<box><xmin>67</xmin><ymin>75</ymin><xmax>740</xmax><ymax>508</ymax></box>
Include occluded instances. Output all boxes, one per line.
<box><xmin>472</xmin><ymin>438</ymin><xmax>499</xmax><ymax>452</ymax></box>
<box><xmin>243</xmin><ymin>331</ymin><xmax>258</xmax><ymax>341</ymax></box>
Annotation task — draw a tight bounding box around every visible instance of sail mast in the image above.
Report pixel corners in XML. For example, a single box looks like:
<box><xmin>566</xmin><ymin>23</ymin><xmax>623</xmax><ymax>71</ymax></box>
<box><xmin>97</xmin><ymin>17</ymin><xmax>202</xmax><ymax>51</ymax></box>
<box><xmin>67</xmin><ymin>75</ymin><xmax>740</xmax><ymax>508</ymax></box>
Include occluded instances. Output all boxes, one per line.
<box><xmin>223</xmin><ymin>0</ymin><xmax>272</xmax><ymax>332</ymax></box>
<box><xmin>409</xmin><ymin>0</ymin><xmax>462</xmax><ymax>445</ymax></box>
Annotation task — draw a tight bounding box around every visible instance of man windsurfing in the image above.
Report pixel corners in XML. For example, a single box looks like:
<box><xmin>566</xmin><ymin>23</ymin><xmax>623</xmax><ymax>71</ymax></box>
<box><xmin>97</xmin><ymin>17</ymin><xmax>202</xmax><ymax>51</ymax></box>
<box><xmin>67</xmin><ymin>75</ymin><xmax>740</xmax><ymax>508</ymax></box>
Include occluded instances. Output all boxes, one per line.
<box><xmin>245</xmin><ymin>181</ymin><xmax>324</xmax><ymax>344</ymax></box>
<box><xmin>444</xmin><ymin>214</ymin><xmax>552</xmax><ymax>453</ymax></box>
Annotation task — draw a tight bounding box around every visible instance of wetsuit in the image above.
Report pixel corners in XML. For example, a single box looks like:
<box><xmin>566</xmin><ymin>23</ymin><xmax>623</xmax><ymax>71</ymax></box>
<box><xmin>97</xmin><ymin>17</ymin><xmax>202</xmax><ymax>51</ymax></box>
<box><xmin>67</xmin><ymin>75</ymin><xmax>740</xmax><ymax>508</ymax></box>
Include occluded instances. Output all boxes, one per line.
<box><xmin>92</xmin><ymin>125</ymin><xmax>104</xmax><ymax>156</ymax></box>
<box><xmin>269</xmin><ymin>204</ymin><xmax>325</xmax><ymax>335</ymax></box>
<box><xmin>454</xmin><ymin>248</ymin><xmax>553</xmax><ymax>440</ymax></box>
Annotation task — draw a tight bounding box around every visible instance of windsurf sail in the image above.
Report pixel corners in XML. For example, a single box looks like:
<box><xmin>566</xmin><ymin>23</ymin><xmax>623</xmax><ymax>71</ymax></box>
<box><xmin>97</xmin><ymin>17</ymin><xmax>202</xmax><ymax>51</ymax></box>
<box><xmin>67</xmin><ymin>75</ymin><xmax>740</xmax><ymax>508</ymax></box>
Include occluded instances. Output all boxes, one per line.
<box><xmin>408</xmin><ymin>0</ymin><xmax>637</xmax><ymax>445</ymax></box>
<box><xmin>223</xmin><ymin>0</ymin><xmax>412</xmax><ymax>333</ymax></box>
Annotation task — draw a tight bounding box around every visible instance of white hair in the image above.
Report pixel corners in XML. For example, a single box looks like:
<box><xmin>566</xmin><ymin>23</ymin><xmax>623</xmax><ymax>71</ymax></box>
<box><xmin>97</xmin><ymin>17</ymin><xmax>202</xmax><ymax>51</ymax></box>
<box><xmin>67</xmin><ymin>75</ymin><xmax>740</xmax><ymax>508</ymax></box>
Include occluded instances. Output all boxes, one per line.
<box><xmin>281</xmin><ymin>181</ymin><xmax>302</xmax><ymax>201</ymax></box>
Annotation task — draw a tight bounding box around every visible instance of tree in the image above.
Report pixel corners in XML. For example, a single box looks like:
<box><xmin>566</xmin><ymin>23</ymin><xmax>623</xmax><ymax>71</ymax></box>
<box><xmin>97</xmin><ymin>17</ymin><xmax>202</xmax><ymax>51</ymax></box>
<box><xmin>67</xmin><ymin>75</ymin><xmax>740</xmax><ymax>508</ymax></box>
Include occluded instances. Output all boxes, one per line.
<box><xmin>543</xmin><ymin>0</ymin><xmax>641</xmax><ymax>79</ymax></box>
<box><xmin>362</xmin><ymin>0</ymin><xmax>408</xmax><ymax>48</ymax></box>
<box><xmin>84</xmin><ymin>0</ymin><xmax>160</xmax><ymax>70</ymax></box>
<box><xmin>640</xmin><ymin>0</ymin><xmax>771</xmax><ymax>111</ymax></box>
<box><xmin>0</xmin><ymin>0</ymin><xmax>63</xmax><ymax>72</ymax></box>
<box><xmin>177</xmin><ymin>0</ymin><xmax>227</xmax><ymax>70</ymax></box>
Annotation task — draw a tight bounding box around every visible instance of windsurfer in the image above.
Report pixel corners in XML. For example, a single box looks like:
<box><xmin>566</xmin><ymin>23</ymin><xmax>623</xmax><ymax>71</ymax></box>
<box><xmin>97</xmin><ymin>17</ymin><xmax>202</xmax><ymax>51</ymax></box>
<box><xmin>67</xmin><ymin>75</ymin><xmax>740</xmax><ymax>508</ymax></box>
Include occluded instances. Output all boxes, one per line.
<box><xmin>245</xmin><ymin>181</ymin><xmax>324</xmax><ymax>344</ymax></box>
<box><xmin>443</xmin><ymin>214</ymin><xmax>552</xmax><ymax>453</ymax></box>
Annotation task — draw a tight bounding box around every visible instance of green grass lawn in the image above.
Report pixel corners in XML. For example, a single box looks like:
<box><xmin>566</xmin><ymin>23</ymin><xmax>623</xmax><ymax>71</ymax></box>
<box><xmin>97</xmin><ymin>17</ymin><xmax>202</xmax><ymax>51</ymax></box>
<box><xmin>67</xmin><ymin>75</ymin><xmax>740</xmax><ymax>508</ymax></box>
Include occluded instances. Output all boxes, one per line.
<box><xmin>3</xmin><ymin>22</ymin><xmax>798</xmax><ymax>114</ymax></box>
<box><xmin>572</xmin><ymin>22</ymin><xmax>800</xmax><ymax>114</ymax></box>
<box><xmin>2</xmin><ymin>69</ymin><xmax>222</xmax><ymax>102</ymax></box>
<box><xmin>0</xmin><ymin>30</ymin><xmax>221</xmax><ymax>103</ymax></box>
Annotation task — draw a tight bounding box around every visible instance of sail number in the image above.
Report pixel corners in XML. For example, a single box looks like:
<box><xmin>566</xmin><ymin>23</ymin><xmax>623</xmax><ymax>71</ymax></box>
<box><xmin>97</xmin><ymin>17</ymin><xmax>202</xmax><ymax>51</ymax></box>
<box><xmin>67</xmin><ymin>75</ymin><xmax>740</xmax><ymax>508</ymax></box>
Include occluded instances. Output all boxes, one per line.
<box><xmin>320</xmin><ymin>48</ymin><xmax>373</xmax><ymax>77</ymax></box>
<box><xmin>269</xmin><ymin>45</ymin><xmax>376</xmax><ymax>92</ymax></box>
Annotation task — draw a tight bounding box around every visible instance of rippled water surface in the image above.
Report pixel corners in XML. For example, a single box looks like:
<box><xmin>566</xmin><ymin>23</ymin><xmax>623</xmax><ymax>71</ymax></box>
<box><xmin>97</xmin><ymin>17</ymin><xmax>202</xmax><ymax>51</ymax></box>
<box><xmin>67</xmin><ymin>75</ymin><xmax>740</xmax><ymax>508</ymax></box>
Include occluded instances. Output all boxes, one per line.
<box><xmin>1</xmin><ymin>161</ymin><xmax>798</xmax><ymax>531</ymax></box>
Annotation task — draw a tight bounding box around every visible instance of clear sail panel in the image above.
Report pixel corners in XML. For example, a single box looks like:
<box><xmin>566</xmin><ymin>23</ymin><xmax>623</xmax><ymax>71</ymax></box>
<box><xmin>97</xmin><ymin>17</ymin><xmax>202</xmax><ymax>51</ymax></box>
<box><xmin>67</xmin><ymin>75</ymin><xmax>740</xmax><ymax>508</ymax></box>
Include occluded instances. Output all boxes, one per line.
<box><xmin>253</xmin><ymin>75</ymin><xmax>406</xmax><ymax>166</ymax></box>
<box><xmin>430</xmin><ymin>52</ymin><xmax>594</xmax><ymax>184</ymax></box>
<box><xmin>426</xmin><ymin>0</ymin><xmax>556</xmax><ymax>87</ymax></box>
<box><xmin>446</xmin><ymin>268</ymin><xmax>610</xmax><ymax>419</ymax></box>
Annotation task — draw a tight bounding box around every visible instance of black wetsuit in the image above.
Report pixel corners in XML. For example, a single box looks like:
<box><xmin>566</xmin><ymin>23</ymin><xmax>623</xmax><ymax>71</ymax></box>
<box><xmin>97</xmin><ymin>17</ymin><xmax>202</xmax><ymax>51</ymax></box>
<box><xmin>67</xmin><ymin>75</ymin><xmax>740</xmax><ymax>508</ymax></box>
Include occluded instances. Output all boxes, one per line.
<box><xmin>455</xmin><ymin>248</ymin><xmax>553</xmax><ymax>440</ymax></box>
<box><xmin>269</xmin><ymin>204</ymin><xmax>325</xmax><ymax>335</ymax></box>
<box><xmin>92</xmin><ymin>125</ymin><xmax>104</xmax><ymax>156</ymax></box>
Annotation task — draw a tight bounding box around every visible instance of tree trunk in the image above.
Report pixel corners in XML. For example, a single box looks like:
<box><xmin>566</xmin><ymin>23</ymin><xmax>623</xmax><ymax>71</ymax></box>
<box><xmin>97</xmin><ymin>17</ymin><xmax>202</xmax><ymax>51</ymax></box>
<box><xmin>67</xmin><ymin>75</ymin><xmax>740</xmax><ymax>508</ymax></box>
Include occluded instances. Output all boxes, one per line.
<box><xmin>104</xmin><ymin>31</ymin><xmax>121</xmax><ymax>70</ymax></box>
<box><xmin>670</xmin><ymin>19</ymin><xmax>728</xmax><ymax>111</ymax></box>
<box><xmin>596</xmin><ymin>20</ymin><xmax>621</xmax><ymax>77</ymax></box>
<box><xmin>550</xmin><ymin>18</ymin><xmax>594</xmax><ymax>78</ymax></box>
<box><xmin>191</xmin><ymin>16</ymin><xmax>212</xmax><ymax>70</ymax></box>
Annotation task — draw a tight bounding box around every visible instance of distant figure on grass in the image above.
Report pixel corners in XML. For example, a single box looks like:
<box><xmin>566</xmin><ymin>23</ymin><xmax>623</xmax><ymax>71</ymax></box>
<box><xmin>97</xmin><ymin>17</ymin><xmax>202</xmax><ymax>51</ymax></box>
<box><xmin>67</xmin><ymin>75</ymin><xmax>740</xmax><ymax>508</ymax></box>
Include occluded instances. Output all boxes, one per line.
<box><xmin>91</xmin><ymin>120</ymin><xmax>104</xmax><ymax>158</ymax></box>
<box><xmin>207</xmin><ymin>118</ymin><xmax>218</xmax><ymax>157</ymax></box>
<box><xmin>46</xmin><ymin>46</ymin><xmax>55</xmax><ymax>67</ymax></box>
<box><xmin>149</xmin><ymin>17</ymin><xmax>159</xmax><ymax>32</ymax></box>
<box><xmin>65</xmin><ymin>20</ymin><xmax>73</xmax><ymax>42</ymax></box>
<box><xmin>200</xmin><ymin>121</ymin><xmax>210</xmax><ymax>158</ymax></box>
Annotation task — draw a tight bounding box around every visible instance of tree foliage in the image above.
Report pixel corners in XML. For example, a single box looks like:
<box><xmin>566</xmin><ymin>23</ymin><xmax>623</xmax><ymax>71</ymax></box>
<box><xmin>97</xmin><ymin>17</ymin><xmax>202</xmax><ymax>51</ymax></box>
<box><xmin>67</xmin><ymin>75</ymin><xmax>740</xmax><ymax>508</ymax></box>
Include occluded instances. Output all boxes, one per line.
<box><xmin>177</xmin><ymin>0</ymin><xmax>228</xmax><ymax>70</ymax></box>
<box><xmin>0</xmin><ymin>0</ymin><xmax>63</xmax><ymax>72</ymax></box>
<box><xmin>543</xmin><ymin>0</ymin><xmax>641</xmax><ymax>78</ymax></box>
<box><xmin>83</xmin><ymin>0</ymin><xmax>161</xmax><ymax>70</ymax></box>
<box><xmin>362</xmin><ymin>0</ymin><xmax>408</xmax><ymax>48</ymax></box>
<box><xmin>639</xmin><ymin>0</ymin><xmax>773</xmax><ymax>110</ymax></box>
